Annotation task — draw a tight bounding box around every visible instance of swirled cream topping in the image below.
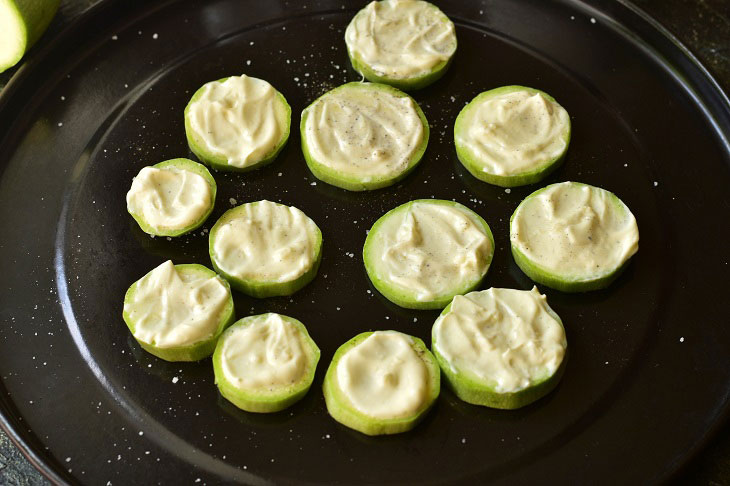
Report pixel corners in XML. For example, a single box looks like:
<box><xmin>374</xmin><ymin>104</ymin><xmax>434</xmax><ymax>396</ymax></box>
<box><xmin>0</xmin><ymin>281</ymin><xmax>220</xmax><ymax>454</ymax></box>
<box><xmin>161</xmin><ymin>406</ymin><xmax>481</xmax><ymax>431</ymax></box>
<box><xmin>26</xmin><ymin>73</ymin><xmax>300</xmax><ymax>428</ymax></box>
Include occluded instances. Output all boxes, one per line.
<box><xmin>125</xmin><ymin>261</ymin><xmax>229</xmax><ymax>348</ymax></box>
<box><xmin>186</xmin><ymin>75</ymin><xmax>288</xmax><ymax>168</ymax></box>
<box><xmin>369</xmin><ymin>201</ymin><xmax>492</xmax><ymax>301</ymax></box>
<box><xmin>345</xmin><ymin>0</ymin><xmax>457</xmax><ymax>79</ymax></box>
<box><xmin>126</xmin><ymin>166</ymin><xmax>211</xmax><ymax>231</ymax></box>
<box><xmin>433</xmin><ymin>287</ymin><xmax>567</xmax><ymax>393</ymax></box>
<box><xmin>219</xmin><ymin>314</ymin><xmax>309</xmax><ymax>390</ymax></box>
<box><xmin>511</xmin><ymin>182</ymin><xmax>639</xmax><ymax>277</ymax></box>
<box><xmin>337</xmin><ymin>331</ymin><xmax>428</xmax><ymax>419</ymax></box>
<box><xmin>456</xmin><ymin>89</ymin><xmax>570</xmax><ymax>176</ymax></box>
<box><xmin>211</xmin><ymin>200</ymin><xmax>319</xmax><ymax>283</ymax></box>
<box><xmin>303</xmin><ymin>83</ymin><xmax>424</xmax><ymax>180</ymax></box>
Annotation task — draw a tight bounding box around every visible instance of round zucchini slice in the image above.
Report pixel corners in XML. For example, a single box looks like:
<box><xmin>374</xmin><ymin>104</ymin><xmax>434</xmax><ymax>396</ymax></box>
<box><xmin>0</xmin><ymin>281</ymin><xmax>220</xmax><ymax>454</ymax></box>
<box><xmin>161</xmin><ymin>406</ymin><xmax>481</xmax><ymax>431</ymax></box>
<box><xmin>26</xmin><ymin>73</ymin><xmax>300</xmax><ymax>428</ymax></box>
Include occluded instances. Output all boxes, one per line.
<box><xmin>0</xmin><ymin>0</ymin><xmax>60</xmax><ymax>73</ymax></box>
<box><xmin>323</xmin><ymin>331</ymin><xmax>440</xmax><ymax>435</ymax></box>
<box><xmin>122</xmin><ymin>261</ymin><xmax>235</xmax><ymax>362</ymax></box>
<box><xmin>432</xmin><ymin>287</ymin><xmax>567</xmax><ymax>409</ymax></box>
<box><xmin>301</xmin><ymin>82</ymin><xmax>429</xmax><ymax>191</ymax></box>
<box><xmin>344</xmin><ymin>0</ymin><xmax>457</xmax><ymax>91</ymax></box>
<box><xmin>363</xmin><ymin>199</ymin><xmax>494</xmax><ymax>309</ymax></box>
<box><xmin>213</xmin><ymin>313</ymin><xmax>320</xmax><ymax>413</ymax></box>
<box><xmin>454</xmin><ymin>85</ymin><xmax>571</xmax><ymax>187</ymax></box>
<box><xmin>184</xmin><ymin>74</ymin><xmax>291</xmax><ymax>172</ymax></box>
<box><xmin>510</xmin><ymin>181</ymin><xmax>639</xmax><ymax>292</ymax></box>
<box><xmin>209</xmin><ymin>200</ymin><xmax>322</xmax><ymax>298</ymax></box>
<box><xmin>126</xmin><ymin>158</ymin><xmax>216</xmax><ymax>237</ymax></box>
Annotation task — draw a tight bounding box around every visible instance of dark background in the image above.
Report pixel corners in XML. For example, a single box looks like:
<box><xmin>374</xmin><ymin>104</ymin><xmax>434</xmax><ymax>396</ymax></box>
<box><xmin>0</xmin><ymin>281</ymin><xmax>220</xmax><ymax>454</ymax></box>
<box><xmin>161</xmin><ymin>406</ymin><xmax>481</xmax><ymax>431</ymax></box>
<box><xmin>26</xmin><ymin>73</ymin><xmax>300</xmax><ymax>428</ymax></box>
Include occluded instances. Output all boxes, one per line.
<box><xmin>0</xmin><ymin>0</ymin><xmax>728</xmax><ymax>484</ymax></box>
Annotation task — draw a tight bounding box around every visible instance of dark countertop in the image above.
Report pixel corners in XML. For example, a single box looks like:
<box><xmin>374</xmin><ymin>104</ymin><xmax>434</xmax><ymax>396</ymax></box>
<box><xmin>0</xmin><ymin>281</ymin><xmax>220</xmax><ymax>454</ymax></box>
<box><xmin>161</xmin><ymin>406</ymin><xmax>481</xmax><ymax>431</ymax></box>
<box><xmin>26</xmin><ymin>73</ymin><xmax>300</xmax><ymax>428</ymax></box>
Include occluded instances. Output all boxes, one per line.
<box><xmin>0</xmin><ymin>1</ymin><xmax>728</xmax><ymax>484</ymax></box>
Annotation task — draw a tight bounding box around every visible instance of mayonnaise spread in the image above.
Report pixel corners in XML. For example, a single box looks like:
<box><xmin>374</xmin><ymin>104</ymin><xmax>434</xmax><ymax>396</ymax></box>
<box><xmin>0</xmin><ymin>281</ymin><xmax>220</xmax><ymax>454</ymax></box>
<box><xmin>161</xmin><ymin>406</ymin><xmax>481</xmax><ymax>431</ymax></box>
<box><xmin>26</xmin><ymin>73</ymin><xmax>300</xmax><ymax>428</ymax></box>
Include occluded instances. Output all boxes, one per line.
<box><xmin>187</xmin><ymin>75</ymin><xmax>287</xmax><ymax>168</ymax></box>
<box><xmin>219</xmin><ymin>314</ymin><xmax>308</xmax><ymax>391</ymax></box>
<box><xmin>511</xmin><ymin>182</ymin><xmax>639</xmax><ymax>277</ymax></box>
<box><xmin>433</xmin><ymin>287</ymin><xmax>566</xmax><ymax>393</ymax></box>
<box><xmin>337</xmin><ymin>331</ymin><xmax>428</xmax><ymax>419</ymax></box>
<box><xmin>456</xmin><ymin>89</ymin><xmax>570</xmax><ymax>175</ymax></box>
<box><xmin>125</xmin><ymin>261</ymin><xmax>229</xmax><ymax>348</ymax></box>
<box><xmin>211</xmin><ymin>201</ymin><xmax>319</xmax><ymax>283</ymax></box>
<box><xmin>304</xmin><ymin>83</ymin><xmax>424</xmax><ymax>180</ymax></box>
<box><xmin>345</xmin><ymin>0</ymin><xmax>457</xmax><ymax>79</ymax></box>
<box><xmin>371</xmin><ymin>202</ymin><xmax>492</xmax><ymax>301</ymax></box>
<box><xmin>126</xmin><ymin>166</ymin><xmax>211</xmax><ymax>230</ymax></box>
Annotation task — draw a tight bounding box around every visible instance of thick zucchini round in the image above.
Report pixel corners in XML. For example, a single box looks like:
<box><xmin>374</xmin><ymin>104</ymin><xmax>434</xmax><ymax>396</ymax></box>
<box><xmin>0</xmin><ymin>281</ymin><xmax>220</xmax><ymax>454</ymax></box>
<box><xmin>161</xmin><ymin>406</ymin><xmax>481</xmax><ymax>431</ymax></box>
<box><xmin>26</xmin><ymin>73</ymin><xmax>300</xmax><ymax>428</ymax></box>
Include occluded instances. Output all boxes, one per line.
<box><xmin>301</xmin><ymin>82</ymin><xmax>429</xmax><ymax>191</ymax></box>
<box><xmin>323</xmin><ymin>331</ymin><xmax>440</xmax><ymax>435</ymax></box>
<box><xmin>432</xmin><ymin>287</ymin><xmax>567</xmax><ymax>409</ymax></box>
<box><xmin>184</xmin><ymin>74</ymin><xmax>291</xmax><ymax>172</ymax></box>
<box><xmin>344</xmin><ymin>0</ymin><xmax>457</xmax><ymax>91</ymax></box>
<box><xmin>454</xmin><ymin>85</ymin><xmax>571</xmax><ymax>187</ymax></box>
<box><xmin>363</xmin><ymin>199</ymin><xmax>494</xmax><ymax>309</ymax></box>
<box><xmin>209</xmin><ymin>200</ymin><xmax>322</xmax><ymax>298</ymax></box>
<box><xmin>213</xmin><ymin>313</ymin><xmax>320</xmax><ymax>413</ymax></box>
<box><xmin>122</xmin><ymin>261</ymin><xmax>234</xmax><ymax>362</ymax></box>
<box><xmin>126</xmin><ymin>158</ymin><xmax>216</xmax><ymax>237</ymax></box>
<box><xmin>510</xmin><ymin>181</ymin><xmax>639</xmax><ymax>292</ymax></box>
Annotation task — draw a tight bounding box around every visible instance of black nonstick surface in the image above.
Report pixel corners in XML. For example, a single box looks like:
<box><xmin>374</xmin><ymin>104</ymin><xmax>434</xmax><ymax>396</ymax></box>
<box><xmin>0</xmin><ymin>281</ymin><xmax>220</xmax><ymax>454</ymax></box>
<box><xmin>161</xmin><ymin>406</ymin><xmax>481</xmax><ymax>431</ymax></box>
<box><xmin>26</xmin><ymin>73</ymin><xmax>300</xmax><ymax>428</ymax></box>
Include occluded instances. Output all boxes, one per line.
<box><xmin>1</xmin><ymin>0</ymin><xmax>729</xmax><ymax>484</ymax></box>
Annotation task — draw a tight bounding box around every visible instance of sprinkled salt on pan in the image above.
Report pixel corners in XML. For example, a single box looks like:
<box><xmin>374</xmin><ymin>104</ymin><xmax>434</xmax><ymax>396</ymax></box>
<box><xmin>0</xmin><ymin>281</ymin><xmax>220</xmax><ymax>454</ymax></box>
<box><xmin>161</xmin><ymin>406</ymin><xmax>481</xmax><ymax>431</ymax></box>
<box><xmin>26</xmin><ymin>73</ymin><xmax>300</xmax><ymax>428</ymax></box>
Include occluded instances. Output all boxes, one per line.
<box><xmin>680</xmin><ymin>337</ymin><xmax>685</xmax><ymax>342</ymax></box>
<box><xmin>590</xmin><ymin>17</ymin><xmax>596</xmax><ymax>24</ymax></box>
<box><xmin>505</xmin><ymin>188</ymin><xmax>511</xmax><ymax>193</ymax></box>
<box><xmin>654</xmin><ymin>181</ymin><xmax>659</xmax><ymax>186</ymax></box>
<box><xmin>229</xmin><ymin>198</ymin><xmax>237</xmax><ymax>206</ymax></box>
<box><xmin>171</xmin><ymin>376</ymin><xmax>179</xmax><ymax>384</ymax></box>
<box><xmin>152</xmin><ymin>33</ymin><xmax>158</xmax><ymax>39</ymax></box>
<box><xmin>112</xmin><ymin>35</ymin><xmax>118</xmax><ymax>40</ymax></box>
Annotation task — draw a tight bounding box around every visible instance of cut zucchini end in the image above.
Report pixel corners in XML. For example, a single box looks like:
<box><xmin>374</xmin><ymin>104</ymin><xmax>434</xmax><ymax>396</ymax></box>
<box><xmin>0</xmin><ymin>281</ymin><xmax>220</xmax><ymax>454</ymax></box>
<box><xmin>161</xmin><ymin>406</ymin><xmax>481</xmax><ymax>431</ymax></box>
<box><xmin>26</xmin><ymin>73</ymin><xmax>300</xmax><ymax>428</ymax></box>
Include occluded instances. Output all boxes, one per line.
<box><xmin>208</xmin><ymin>202</ymin><xmax>323</xmax><ymax>298</ymax></box>
<box><xmin>300</xmin><ymin>82</ymin><xmax>429</xmax><ymax>191</ymax></box>
<box><xmin>122</xmin><ymin>264</ymin><xmax>235</xmax><ymax>362</ymax></box>
<box><xmin>0</xmin><ymin>0</ymin><xmax>60</xmax><ymax>73</ymax></box>
<box><xmin>322</xmin><ymin>331</ymin><xmax>440</xmax><ymax>436</ymax></box>
<box><xmin>454</xmin><ymin>85</ymin><xmax>571</xmax><ymax>188</ymax></box>
<box><xmin>127</xmin><ymin>158</ymin><xmax>217</xmax><ymax>237</ymax></box>
<box><xmin>213</xmin><ymin>314</ymin><xmax>320</xmax><ymax>413</ymax></box>
<box><xmin>184</xmin><ymin>78</ymin><xmax>292</xmax><ymax>172</ymax></box>
<box><xmin>363</xmin><ymin>199</ymin><xmax>495</xmax><ymax>309</ymax></box>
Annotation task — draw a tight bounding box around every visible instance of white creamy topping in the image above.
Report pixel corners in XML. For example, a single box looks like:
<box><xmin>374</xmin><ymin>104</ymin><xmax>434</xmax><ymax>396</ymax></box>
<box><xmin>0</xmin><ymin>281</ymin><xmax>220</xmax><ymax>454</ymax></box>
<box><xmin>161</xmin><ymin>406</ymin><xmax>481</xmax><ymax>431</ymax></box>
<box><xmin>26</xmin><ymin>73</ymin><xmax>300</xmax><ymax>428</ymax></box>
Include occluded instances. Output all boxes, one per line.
<box><xmin>345</xmin><ymin>0</ymin><xmax>457</xmax><ymax>79</ymax></box>
<box><xmin>511</xmin><ymin>182</ymin><xmax>639</xmax><ymax>277</ymax></box>
<box><xmin>337</xmin><ymin>331</ymin><xmax>428</xmax><ymax>419</ymax></box>
<box><xmin>304</xmin><ymin>84</ymin><xmax>424</xmax><ymax>180</ymax></box>
<box><xmin>456</xmin><ymin>90</ymin><xmax>570</xmax><ymax>175</ymax></box>
<box><xmin>126</xmin><ymin>166</ymin><xmax>211</xmax><ymax>230</ymax></box>
<box><xmin>187</xmin><ymin>75</ymin><xmax>287</xmax><ymax>168</ymax></box>
<box><xmin>433</xmin><ymin>287</ymin><xmax>566</xmax><ymax>393</ymax></box>
<box><xmin>220</xmin><ymin>314</ymin><xmax>308</xmax><ymax>391</ymax></box>
<box><xmin>212</xmin><ymin>201</ymin><xmax>319</xmax><ymax>283</ymax></box>
<box><xmin>372</xmin><ymin>202</ymin><xmax>491</xmax><ymax>300</ymax></box>
<box><xmin>125</xmin><ymin>261</ymin><xmax>229</xmax><ymax>348</ymax></box>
